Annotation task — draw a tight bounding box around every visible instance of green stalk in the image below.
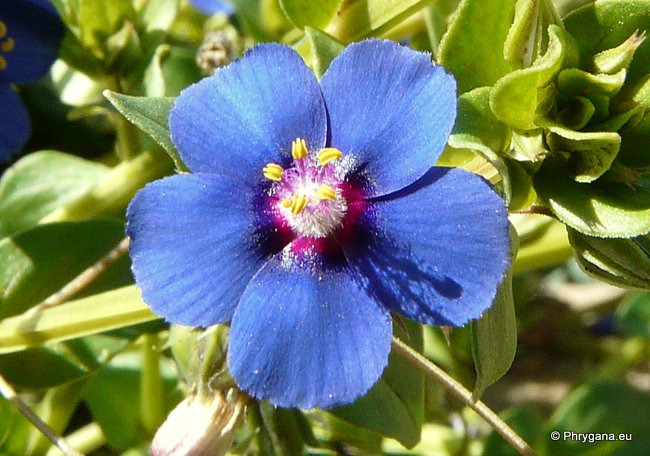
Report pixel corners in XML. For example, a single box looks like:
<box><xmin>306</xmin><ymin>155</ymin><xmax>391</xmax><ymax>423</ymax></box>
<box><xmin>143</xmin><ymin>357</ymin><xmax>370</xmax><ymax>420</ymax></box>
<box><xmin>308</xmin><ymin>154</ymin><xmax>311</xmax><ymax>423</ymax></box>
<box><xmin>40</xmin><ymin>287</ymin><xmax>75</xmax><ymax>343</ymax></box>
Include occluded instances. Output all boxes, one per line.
<box><xmin>26</xmin><ymin>381</ymin><xmax>85</xmax><ymax>456</ymax></box>
<box><xmin>140</xmin><ymin>333</ymin><xmax>166</xmax><ymax>435</ymax></box>
<box><xmin>392</xmin><ymin>337</ymin><xmax>536</xmax><ymax>456</ymax></box>
<box><xmin>39</xmin><ymin>148</ymin><xmax>172</xmax><ymax>225</ymax></box>
<box><xmin>45</xmin><ymin>423</ymin><xmax>106</xmax><ymax>456</ymax></box>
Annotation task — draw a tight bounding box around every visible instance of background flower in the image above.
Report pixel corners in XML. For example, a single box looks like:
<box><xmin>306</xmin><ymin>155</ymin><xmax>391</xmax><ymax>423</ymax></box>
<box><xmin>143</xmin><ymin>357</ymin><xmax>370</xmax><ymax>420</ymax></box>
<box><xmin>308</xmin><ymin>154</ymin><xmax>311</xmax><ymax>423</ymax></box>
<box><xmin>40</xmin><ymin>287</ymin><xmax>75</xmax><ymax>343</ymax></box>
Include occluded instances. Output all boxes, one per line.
<box><xmin>189</xmin><ymin>0</ymin><xmax>234</xmax><ymax>16</ymax></box>
<box><xmin>0</xmin><ymin>0</ymin><xmax>63</xmax><ymax>163</ymax></box>
<box><xmin>127</xmin><ymin>40</ymin><xmax>511</xmax><ymax>409</ymax></box>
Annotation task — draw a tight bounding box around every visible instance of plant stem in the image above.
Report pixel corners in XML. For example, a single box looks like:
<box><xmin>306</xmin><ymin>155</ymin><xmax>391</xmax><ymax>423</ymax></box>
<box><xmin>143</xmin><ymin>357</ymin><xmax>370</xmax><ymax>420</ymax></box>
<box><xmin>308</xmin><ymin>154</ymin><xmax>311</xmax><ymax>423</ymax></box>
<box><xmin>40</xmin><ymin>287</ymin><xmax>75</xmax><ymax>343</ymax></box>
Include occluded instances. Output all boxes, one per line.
<box><xmin>140</xmin><ymin>333</ymin><xmax>166</xmax><ymax>435</ymax></box>
<box><xmin>46</xmin><ymin>423</ymin><xmax>106</xmax><ymax>456</ymax></box>
<box><xmin>0</xmin><ymin>373</ymin><xmax>84</xmax><ymax>456</ymax></box>
<box><xmin>391</xmin><ymin>337</ymin><xmax>536</xmax><ymax>456</ymax></box>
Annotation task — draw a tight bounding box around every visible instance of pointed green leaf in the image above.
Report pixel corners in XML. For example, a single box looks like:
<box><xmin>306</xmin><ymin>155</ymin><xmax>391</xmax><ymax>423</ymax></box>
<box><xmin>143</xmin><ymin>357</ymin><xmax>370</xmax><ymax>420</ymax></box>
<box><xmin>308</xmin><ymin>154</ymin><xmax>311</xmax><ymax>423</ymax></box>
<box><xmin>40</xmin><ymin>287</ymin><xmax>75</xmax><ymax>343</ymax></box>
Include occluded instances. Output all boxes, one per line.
<box><xmin>535</xmin><ymin>159</ymin><xmax>650</xmax><ymax>237</ymax></box>
<box><xmin>303</xmin><ymin>27</ymin><xmax>344</xmax><ymax>79</ymax></box>
<box><xmin>0</xmin><ymin>151</ymin><xmax>108</xmax><ymax>238</ymax></box>
<box><xmin>103</xmin><ymin>91</ymin><xmax>186</xmax><ymax>170</ymax></box>
<box><xmin>504</xmin><ymin>0</ymin><xmax>566</xmax><ymax>68</ymax></box>
<box><xmin>471</xmin><ymin>225</ymin><xmax>518</xmax><ymax>399</ymax></box>
<box><xmin>491</xmin><ymin>24</ymin><xmax>567</xmax><ymax>130</ymax></box>
<box><xmin>279</xmin><ymin>0</ymin><xmax>342</xmax><ymax>29</ymax></box>
<box><xmin>77</xmin><ymin>0</ymin><xmax>137</xmax><ymax>55</ymax></box>
<box><xmin>327</xmin><ymin>0</ymin><xmax>433</xmax><ymax>42</ymax></box>
<box><xmin>438</xmin><ymin>0</ymin><xmax>515</xmax><ymax>93</ymax></box>
<box><xmin>569</xmin><ymin>229</ymin><xmax>650</xmax><ymax>289</ymax></box>
<box><xmin>0</xmin><ymin>285</ymin><xmax>158</xmax><ymax>354</ymax></box>
<box><xmin>564</xmin><ymin>0</ymin><xmax>650</xmax><ymax>86</ymax></box>
<box><xmin>331</xmin><ymin>320</ymin><xmax>424</xmax><ymax>448</ymax></box>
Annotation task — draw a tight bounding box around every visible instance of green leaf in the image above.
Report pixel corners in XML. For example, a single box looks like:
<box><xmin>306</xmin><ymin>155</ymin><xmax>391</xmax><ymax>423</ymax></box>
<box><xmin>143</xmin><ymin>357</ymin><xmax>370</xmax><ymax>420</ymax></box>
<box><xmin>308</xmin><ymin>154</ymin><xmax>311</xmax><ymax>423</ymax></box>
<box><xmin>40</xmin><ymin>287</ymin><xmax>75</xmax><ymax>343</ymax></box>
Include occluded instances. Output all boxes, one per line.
<box><xmin>490</xmin><ymin>24</ymin><xmax>567</xmax><ymax>130</ymax></box>
<box><xmin>568</xmin><ymin>229</ymin><xmax>650</xmax><ymax>289</ymax></box>
<box><xmin>534</xmin><ymin>159</ymin><xmax>650</xmax><ymax>237</ymax></box>
<box><xmin>303</xmin><ymin>27</ymin><xmax>344</xmax><ymax>79</ymax></box>
<box><xmin>0</xmin><ymin>152</ymin><xmax>109</xmax><ymax>238</ymax></box>
<box><xmin>448</xmin><ymin>87</ymin><xmax>515</xmax><ymax>204</ymax></box>
<box><xmin>537</xmin><ymin>117</ymin><xmax>621</xmax><ymax>183</ymax></box>
<box><xmin>326</xmin><ymin>0</ymin><xmax>433</xmax><ymax>42</ymax></box>
<box><xmin>557</xmin><ymin>68</ymin><xmax>627</xmax><ymax>99</ymax></box>
<box><xmin>144</xmin><ymin>45</ymin><xmax>202</xmax><ymax>98</ymax></box>
<box><xmin>564</xmin><ymin>0</ymin><xmax>650</xmax><ymax>86</ymax></box>
<box><xmin>0</xmin><ymin>285</ymin><xmax>158</xmax><ymax>354</ymax></box>
<box><xmin>140</xmin><ymin>0</ymin><xmax>179</xmax><ymax>33</ymax></box>
<box><xmin>103</xmin><ymin>91</ymin><xmax>185</xmax><ymax>171</ymax></box>
<box><xmin>438</xmin><ymin>0</ymin><xmax>515</xmax><ymax>94</ymax></box>
<box><xmin>77</xmin><ymin>0</ymin><xmax>137</xmax><ymax>56</ymax></box>
<box><xmin>548</xmin><ymin>381</ymin><xmax>650</xmax><ymax>455</ymax></box>
<box><xmin>83</xmin><ymin>350</ymin><xmax>180</xmax><ymax>449</ymax></box>
<box><xmin>615</xmin><ymin>293</ymin><xmax>650</xmax><ymax>338</ymax></box>
<box><xmin>503</xmin><ymin>0</ymin><xmax>566</xmax><ymax>68</ymax></box>
<box><xmin>471</xmin><ymin>225</ymin><xmax>518</xmax><ymax>399</ymax></box>
<box><xmin>280</xmin><ymin>0</ymin><xmax>342</xmax><ymax>29</ymax></box>
<box><xmin>0</xmin><ymin>220</ymin><xmax>133</xmax><ymax>319</ymax></box>
<box><xmin>331</xmin><ymin>320</ymin><xmax>424</xmax><ymax>448</ymax></box>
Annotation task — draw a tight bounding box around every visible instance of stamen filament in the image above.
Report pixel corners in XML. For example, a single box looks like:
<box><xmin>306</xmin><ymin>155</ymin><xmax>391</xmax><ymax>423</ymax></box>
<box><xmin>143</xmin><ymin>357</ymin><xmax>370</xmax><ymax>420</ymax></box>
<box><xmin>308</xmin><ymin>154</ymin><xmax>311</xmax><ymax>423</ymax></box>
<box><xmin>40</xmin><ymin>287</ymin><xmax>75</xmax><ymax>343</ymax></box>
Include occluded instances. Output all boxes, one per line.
<box><xmin>318</xmin><ymin>148</ymin><xmax>343</xmax><ymax>165</ymax></box>
<box><xmin>316</xmin><ymin>184</ymin><xmax>336</xmax><ymax>200</ymax></box>
<box><xmin>291</xmin><ymin>195</ymin><xmax>309</xmax><ymax>215</ymax></box>
<box><xmin>291</xmin><ymin>138</ymin><xmax>308</xmax><ymax>160</ymax></box>
<box><xmin>262</xmin><ymin>163</ymin><xmax>284</xmax><ymax>181</ymax></box>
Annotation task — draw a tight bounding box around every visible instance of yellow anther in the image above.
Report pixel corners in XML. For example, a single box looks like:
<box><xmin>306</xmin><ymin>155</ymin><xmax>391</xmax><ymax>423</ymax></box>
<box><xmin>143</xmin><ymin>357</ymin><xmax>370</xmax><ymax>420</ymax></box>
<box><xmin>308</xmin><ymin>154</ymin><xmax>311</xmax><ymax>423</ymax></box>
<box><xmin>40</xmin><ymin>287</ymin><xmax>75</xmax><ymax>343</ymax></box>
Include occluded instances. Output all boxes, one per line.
<box><xmin>291</xmin><ymin>195</ymin><xmax>309</xmax><ymax>215</ymax></box>
<box><xmin>318</xmin><ymin>148</ymin><xmax>343</xmax><ymax>165</ymax></box>
<box><xmin>0</xmin><ymin>21</ymin><xmax>6</xmax><ymax>38</ymax></box>
<box><xmin>262</xmin><ymin>163</ymin><xmax>284</xmax><ymax>181</ymax></box>
<box><xmin>280</xmin><ymin>199</ymin><xmax>292</xmax><ymax>208</ymax></box>
<box><xmin>1</xmin><ymin>37</ymin><xmax>14</xmax><ymax>53</ymax></box>
<box><xmin>0</xmin><ymin>56</ymin><xmax>6</xmax><ymax>71</ymax></box>
<box><xmin>291</xmin><ymin>138</ymin><xmax>308</xmax><ymax>160</ymax></box>
<box><xmin>316</xmin><ymin>184</ymin><xmax>336</xmax><ymax>200</ymax></box>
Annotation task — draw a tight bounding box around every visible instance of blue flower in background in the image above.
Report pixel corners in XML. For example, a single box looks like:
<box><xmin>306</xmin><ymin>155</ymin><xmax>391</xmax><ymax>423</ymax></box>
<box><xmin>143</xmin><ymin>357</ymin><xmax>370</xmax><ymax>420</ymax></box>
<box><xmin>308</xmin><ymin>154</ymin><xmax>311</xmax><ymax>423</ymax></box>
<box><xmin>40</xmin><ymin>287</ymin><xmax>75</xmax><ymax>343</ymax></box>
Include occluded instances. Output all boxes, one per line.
<box><xmin>189</xmin><ymin>0</ymin><xmax>234</xmax><ymax>16</ymax></box>
<box><xmin>0</xmin><ymin>0</ymin><xmax>63</xmax><ymax>163</ymax></box>
<box><xmin>127</xmin><ymin>40</ymin><xmax>511</xmax><ymax>409</ymax></box>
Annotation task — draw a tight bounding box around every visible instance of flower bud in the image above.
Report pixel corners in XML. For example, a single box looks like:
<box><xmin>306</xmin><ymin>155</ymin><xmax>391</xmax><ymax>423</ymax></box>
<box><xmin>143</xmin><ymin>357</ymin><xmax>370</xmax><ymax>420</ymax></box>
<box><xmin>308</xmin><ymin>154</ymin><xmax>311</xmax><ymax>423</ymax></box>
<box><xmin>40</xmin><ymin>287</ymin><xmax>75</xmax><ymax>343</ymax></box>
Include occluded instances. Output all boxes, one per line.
<box><xmin>151</xmin><ymin>389</ymin><xmax>247</xmax><ymax>456</ymax></box>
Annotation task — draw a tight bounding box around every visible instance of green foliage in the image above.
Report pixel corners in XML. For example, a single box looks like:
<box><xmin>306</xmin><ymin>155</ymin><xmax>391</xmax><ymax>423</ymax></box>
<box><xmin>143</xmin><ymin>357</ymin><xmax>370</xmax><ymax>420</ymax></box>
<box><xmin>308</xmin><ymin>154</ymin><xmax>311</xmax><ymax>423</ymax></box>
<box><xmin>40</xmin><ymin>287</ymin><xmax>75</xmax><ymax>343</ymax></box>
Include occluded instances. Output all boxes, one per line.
<box><xmin>438</xmin><ymin>0</ymin><xmax>515</xmax><ymax>93</ymax></box>
<box><xmin>5</xmin><ymin>0</ymin><xmax>650</xmax><ymax>454</ymax></box>
<box><xmin>471</xmin><ymin>226</ymin><xmax>518</xmax><ymax>399</ymax></box>
<box><xmin>331</xmin><ymin>320</ymin><xmax>424</xmax><ymax>448</ymax></box>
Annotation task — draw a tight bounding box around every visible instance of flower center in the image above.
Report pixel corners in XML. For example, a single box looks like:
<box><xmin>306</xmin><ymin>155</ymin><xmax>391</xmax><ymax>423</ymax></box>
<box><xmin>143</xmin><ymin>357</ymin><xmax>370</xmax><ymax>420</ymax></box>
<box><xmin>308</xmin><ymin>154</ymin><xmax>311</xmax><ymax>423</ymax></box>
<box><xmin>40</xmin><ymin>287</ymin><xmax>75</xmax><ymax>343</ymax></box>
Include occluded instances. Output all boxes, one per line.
<box><xmin>263</xmin><ymin>138</ymin><xmax>348</xmax><ymax>238</ymax></box>
<box><xmin>0</xmin><ymin>21</ymin><xmax>15</xmax><ymax>71</ymax></box>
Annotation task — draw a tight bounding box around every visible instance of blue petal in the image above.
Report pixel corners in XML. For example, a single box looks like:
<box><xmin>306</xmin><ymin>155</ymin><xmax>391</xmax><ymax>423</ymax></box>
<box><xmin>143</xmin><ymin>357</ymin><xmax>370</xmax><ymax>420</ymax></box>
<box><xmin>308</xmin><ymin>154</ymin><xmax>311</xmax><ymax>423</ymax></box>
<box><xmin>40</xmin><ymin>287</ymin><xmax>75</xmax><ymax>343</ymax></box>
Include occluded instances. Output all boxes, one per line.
<box><xmin>320</xmin><ymin>40</ymin><xmax>457</xmax><ymax>197</ymax></box>
<box><xmin>127</xmin><ymin>173</ymin><xmax>282</xmax><ymax>327</ymax></box>
<box><xmin>344</xmin><ymin>168</ymin><xmax>510</xmax><ymax>326</ymax></box>
<box><xmin>189</xmin><ymin>0</ymin><xmax>234</xmax><ymax>15</ymax></box>
<box><xmin>228</xmin><ymin>247</ymin><xmax>392</xmax><ymax>409</ymax></box>
<box><xmin>0</xmin><ymin>0</ymin><xmax>64</xmax><ymax>84</ymax></box>
<box><xmin>0</xmin><ymin>85</ymin><xmax>30</xmax><ymax>163</ymax></box>
<box><xmin>169</xmin><ymin>44</ymin><xmax>327</xmax><ymax>181</ymax></box>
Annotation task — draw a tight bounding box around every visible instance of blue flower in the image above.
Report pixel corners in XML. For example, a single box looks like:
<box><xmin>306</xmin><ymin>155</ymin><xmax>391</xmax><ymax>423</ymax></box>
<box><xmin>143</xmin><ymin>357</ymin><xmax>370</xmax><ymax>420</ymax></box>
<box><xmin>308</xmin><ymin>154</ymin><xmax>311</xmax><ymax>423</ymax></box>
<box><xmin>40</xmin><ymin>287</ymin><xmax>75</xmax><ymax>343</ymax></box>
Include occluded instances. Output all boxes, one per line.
<box><xmin>189</xmin><ymin>0</ymin><xmax>234</xmax><ymax>16</ymax></box>
<box><xmin>0</xmin><ymin>0</ymin><xmax>63</xmax><ymax>163</ymax></box>
<box><xmin>127</xmin><ymin>40</ymin><xmax>511</xmax><ymax>409</ymax></box>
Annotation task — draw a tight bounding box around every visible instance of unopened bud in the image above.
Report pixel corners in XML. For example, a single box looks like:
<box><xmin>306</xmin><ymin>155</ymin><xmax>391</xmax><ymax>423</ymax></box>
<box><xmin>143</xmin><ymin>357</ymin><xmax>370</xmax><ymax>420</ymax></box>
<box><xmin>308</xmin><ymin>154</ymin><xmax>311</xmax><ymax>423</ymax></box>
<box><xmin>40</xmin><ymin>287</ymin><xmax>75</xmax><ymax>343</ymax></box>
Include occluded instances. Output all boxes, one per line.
<box><xmin>196</xmin><ymin>31</ymin><xmax>236</xmax><ymax>75</ymax></box>
<box><xmin>151</xmin><ymin>389</ymin><xmax>247</xmax><ymax>456</ymax></box>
